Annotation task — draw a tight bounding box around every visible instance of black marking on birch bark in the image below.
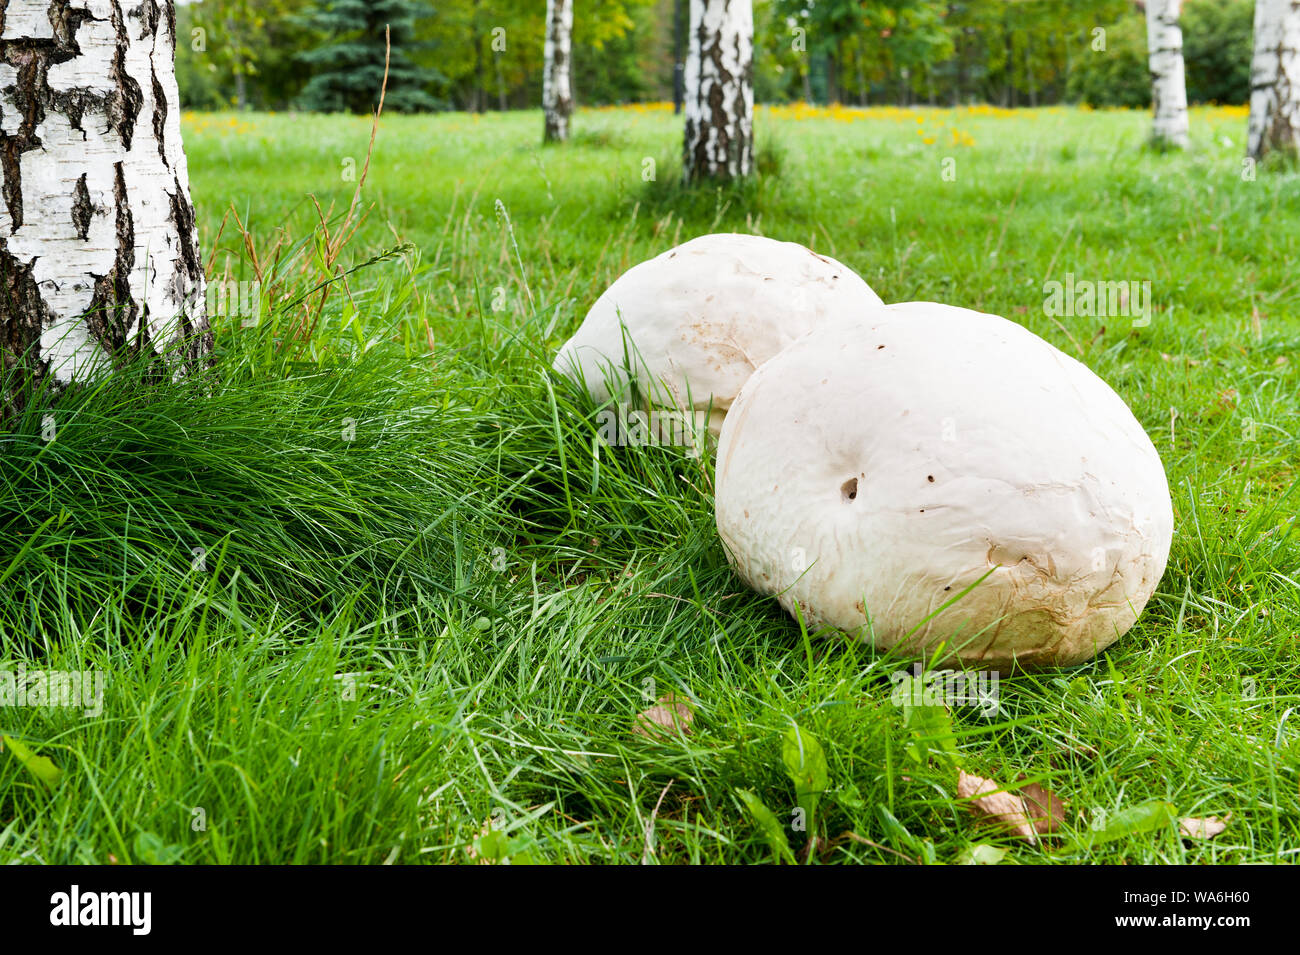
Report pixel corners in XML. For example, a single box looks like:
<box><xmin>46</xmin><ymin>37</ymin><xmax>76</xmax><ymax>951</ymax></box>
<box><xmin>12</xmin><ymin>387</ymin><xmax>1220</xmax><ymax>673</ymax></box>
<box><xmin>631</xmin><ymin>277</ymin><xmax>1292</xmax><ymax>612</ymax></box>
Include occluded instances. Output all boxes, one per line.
<box><xmin>84</xmin><ymin>162</ymin><xmax>138</xmax><ymax>359</ymax></box>
<box><xmin>1</xmin><ymin>5</ymin><xmax>122</xmax><ymax>230</ymax></box>
<box><xmin>0</xmin><ymin>51</ymin><xmax>46</xmax><ymax>232</ymax></box>
<box><xmin>0</xmin><ymin>242</ymin><xmax>53</xmax><ymax>419</ymax></box>
<box><xmin>168</xmin><ymin>174</ymin><xmax>212</xmax><ymax>372</ymax></box>
<box><xmin>731</xmin><ymin>26</ymin><xmax>752</xmax><ymax>173</ymax></box>
<box><xmin>71</xmin><ymin>172</ymin><xmax>91</xmax><ymax>239</ymax></box>
<box><xmin>151</xmin><ymin>71</ymin><xmax>168</xmax><ymax>165</ymax></box>
<box><xmin>140</xmin><ymin>0</ymin><xmax>162</xmax><ymax>40</ymax></box>
<box><xmin>109</xmin><ymin>1</ymin><xmax>143</xmax><ymax>151</ymax></box>
<box><xmin>50</xmin><ymin>2</ymin><xmax>96</xmax><ymax>62</ymax></box>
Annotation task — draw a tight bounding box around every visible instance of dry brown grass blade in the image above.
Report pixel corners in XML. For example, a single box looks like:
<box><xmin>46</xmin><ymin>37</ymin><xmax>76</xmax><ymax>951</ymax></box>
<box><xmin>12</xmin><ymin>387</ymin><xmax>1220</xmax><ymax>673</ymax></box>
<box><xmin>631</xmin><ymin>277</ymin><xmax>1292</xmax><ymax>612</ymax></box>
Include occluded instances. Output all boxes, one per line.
<box><xmin>331</xmin><ymin>25</ymin><xmax>391</xmax><ymax>261</ymax></box>
<box><xmin>204</xmin><ymin>206</ymin><xmax>233</xmax><ymax>275</ymax></box>
<box><xmin>293</xmin><ymin>29</ymin><xmax>391</xmax><ymax>350</ymax></box>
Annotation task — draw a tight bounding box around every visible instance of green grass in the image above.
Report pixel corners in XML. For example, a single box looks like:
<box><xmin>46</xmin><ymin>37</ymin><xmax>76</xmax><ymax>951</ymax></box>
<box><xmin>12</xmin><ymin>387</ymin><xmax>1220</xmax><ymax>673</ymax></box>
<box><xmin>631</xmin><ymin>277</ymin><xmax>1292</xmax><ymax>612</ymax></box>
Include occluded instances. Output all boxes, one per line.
<box><xmin>1</xmin><ymin>104</ymin><xmax>1297</xmax><ymax>863</ymax></box>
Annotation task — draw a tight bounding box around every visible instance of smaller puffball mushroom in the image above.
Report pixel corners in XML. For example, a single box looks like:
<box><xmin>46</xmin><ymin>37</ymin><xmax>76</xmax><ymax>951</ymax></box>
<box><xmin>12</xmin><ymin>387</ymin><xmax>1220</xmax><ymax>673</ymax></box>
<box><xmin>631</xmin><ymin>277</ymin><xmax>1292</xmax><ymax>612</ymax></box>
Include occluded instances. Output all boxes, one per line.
<box><xmin>714</xmin><ymin>302</ymin><xmax>1174</xmax><ymax>671</ymax></box>
<box><xmin>553</xmin><ymin>233</ymin><xmax>883</xmax><ymax>441</ymax></box>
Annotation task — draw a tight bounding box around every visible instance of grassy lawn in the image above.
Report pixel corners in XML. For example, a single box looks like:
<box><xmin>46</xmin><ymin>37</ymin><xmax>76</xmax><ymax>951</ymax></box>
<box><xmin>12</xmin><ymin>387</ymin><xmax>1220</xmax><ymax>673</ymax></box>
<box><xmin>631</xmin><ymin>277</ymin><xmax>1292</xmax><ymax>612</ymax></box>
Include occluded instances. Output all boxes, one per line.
<box><xmin>1</xmin><ymin>103</ymin><xmax>1297</xmax><ymax>863</ymax></box>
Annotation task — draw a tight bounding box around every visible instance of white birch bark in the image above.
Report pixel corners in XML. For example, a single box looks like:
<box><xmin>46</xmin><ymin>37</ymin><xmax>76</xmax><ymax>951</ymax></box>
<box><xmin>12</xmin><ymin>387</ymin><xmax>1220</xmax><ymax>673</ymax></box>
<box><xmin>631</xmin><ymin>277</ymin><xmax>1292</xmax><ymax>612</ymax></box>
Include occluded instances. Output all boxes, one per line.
<box><xmin>0</xmin><ymin>0</ymin><xmax>208</xmax><ymax>416</ymax></box>
<box><xmin>1247</xmin><ymin>0</ymin><xmax>1300</xmax><ymax>159</ymax></box>
<box><xmin>542</xmin><ymin>0</ymin><xmax>573</xmax><ymax>143</ymax></box>
<box><xmin>682</xmin><ymin>0</ymin><xmax>753</xmax><ymax>181</ymax></box>
<box><xmin>1145</xmin><ymin>0</ymin><xmax>1189</xmax><ymax>148</ymax></box>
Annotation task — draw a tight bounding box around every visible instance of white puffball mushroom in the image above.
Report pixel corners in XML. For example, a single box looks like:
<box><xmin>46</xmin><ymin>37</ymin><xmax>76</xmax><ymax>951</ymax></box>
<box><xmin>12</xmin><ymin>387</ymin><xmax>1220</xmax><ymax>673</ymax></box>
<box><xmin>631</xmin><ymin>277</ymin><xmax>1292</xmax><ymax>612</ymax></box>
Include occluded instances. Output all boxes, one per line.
<box><xmin>715</xmin><ymin>302</ymin><xmax>1174</xmax><ymax>671</ymax></box>
<box><xmin>553</xmin><ymin>233</ymin><xmax>883</xmax><ymax>439</ymax></box>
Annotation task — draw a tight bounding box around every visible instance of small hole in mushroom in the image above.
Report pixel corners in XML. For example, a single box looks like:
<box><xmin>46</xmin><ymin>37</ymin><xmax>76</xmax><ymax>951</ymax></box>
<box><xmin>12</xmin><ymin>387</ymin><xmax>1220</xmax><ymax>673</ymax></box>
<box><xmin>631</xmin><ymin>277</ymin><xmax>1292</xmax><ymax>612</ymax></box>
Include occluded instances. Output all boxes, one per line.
<box><xmin>877</xmin><ymin>344</ymin><xmax>885</xmax><ymax>350</ymax></box>
<box><xmin>927</xmin><ymin>475</ymin><xmax>935</xmax><ymax>483</ymax></box>
<box><xmin>841</xmin><ymin>478</ymin><xmax>858</xmax><ymax>502</ymax></box>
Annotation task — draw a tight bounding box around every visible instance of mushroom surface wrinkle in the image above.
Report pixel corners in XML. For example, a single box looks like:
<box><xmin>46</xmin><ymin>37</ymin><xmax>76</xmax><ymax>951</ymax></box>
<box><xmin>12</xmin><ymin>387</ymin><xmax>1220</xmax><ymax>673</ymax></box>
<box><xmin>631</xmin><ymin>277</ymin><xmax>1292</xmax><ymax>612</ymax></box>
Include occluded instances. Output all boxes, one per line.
<box><xmin>553</xmin><ymin>233</ymin><xmax>884</xmax><ymax>439</ymax></box>
<box><xmin>714</xmin><ymin>301</ymin><xmax>1174</xmax><ymax>670</ymax></box>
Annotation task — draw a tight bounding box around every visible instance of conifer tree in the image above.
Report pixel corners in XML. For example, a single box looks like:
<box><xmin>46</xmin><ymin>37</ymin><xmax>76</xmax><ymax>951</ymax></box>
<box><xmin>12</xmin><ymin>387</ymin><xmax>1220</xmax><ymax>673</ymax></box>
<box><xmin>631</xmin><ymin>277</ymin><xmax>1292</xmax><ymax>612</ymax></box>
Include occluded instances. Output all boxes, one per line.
<box><xmin>298</xmin><ymin>0</ymin><xmax>441</xmax><ymax>113</ymax></box>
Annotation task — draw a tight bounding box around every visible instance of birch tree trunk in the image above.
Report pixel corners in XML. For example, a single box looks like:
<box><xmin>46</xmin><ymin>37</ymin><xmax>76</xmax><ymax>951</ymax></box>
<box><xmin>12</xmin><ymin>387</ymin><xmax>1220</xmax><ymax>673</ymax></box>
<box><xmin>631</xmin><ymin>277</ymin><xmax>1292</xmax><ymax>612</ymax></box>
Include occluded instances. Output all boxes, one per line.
<box><xmin>542</xmin><ymin>0</ymin><xmax>572</xmax><ymax>143</ymax></box>
<box><xmin>682</xmin><ymin>0</ymin><xmax>753</xmax><ymax>182</ymax></box>
<box><xmin>1145</xmin><ymin>0</ymin><xmax>1189</xmax><ymax>148</ymax></box>
<box><xmin>0</xmin><ymin>0</ymin><xmax>208</xmax><ymax>418</ymax></box>
<box><xmin>1247</xmin><ymin>0</ymin><xmax>1300</xmax><ymax>159</ymax></box>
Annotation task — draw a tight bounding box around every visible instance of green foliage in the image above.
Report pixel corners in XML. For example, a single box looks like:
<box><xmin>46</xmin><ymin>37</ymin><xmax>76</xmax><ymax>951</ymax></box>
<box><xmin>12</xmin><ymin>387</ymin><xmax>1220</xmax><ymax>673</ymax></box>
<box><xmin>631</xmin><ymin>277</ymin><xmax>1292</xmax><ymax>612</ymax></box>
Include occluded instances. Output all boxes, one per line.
<box><xmin>133</xmin><ymin>831</ymin><xmax>186</xmax><ymax>865</ymax></box>
<box><xmin>413</xmin><ymin>0</ymin><xmax>655</xmax><ymax>112</ymax></box>
<box><xmin>1065</xmin><ymin>801</ymin><xmax>1179</xmax><ymax>852</ymax></box>
<box><xmin>179</xmin><ymin>0</ymin><xmax>318</xmax><ymax>110</ymax></box>
<box><xmin>768</xmin><ymin>0</ymin><xmax>955</xmax><ymax>104</ymax></box>
<box><xmin>896</xmin><ymin>675</ymin><xmax>959</xmax><ymax>772</ymax></box>
<box><xmin>782</xmin><ymin>724</ymin><xmax>829</xmax><ymax>831</ymax></box>
<box><xmin>297</xmin><ymin>0</ymin><xmax>442</xmax><ymax>112</ymax></box>
<box><xmin>1065</xmin><ymin>13</ymin><xmax>1150</xmax><ymax>109</ymax></box>
<box><xmin>736</xmin><ymin>789</ymin><xmax>795</xmax><ymax>863</ymax></box>
<box><xmin>1069</xmin><ymin>0</ymin><xmax>1255</xmax><ymax>109</ymax></box>
<box><xmin>175</xmin><ymin>0</ymin><xmax>1253</xmax><ymax>114</ymax></box>
<box><xmin>757</xmin><ymin>0</ymin><xmax>1133</xmax><ymax>107</ymax></box>
<box><xmin>573</xmin><ymin>1</ymin><xmax>662</xmax><ymax>105</ymax></box>
<box><xmin>1</xmin><ymin>735</ymin><xmax>62</xmax><ymax>791</ymax></box>
<box><xmin>1183</xmin><ymin>0</ymin><xmax>1254</xmax><ymax>105</ymax></box>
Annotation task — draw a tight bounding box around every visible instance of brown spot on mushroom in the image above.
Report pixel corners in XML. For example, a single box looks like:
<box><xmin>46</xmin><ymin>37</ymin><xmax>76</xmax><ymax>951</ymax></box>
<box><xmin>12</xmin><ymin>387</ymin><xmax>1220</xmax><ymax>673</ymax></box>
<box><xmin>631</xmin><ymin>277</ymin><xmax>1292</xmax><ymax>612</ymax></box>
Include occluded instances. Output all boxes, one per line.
<box><xmin>841</xmin><ymin>478</ymin><xmax>858</xmax><ymax>502</ymax></box>
<box><xmin>927</xmin><ymin>475</ymin><xmax>935</xmax><ymax>483</ymax></box>
<box><xmin>877</xmin><ymin>344</ymin><xmax>885</xmax><ymax>350</ymax></box>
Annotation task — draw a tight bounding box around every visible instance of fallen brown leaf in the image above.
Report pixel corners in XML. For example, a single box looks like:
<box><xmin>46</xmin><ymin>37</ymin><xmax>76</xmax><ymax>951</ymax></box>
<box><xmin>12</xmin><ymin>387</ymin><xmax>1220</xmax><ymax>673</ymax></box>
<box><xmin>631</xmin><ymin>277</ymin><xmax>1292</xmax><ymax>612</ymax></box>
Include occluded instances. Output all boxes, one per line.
<box><xmin>957</xmin><ymin>770</ymin><xmax>1037</xmax><ymax>844</ymax></box>
<box><xmin>632</xmin><ymin>692</ymin><xmax>694</xmax><ymax>739</ymax></box>
<box><xmin>1018</xmin><ymin>776</ymin><xmax>1068</xmax><ymax>835</ymax></box>
<box><xmin>1179</xmin><ymin>814</ymin><xmax>1229</xmax><ymax>840</ymax></box>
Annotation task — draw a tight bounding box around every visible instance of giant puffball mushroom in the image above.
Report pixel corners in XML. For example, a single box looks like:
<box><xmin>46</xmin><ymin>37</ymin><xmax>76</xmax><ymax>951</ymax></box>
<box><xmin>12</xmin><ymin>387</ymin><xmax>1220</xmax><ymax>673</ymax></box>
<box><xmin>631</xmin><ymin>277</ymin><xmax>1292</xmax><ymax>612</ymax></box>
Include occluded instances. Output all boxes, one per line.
<box><xmin>714</xmin><ymin>302</ymin><xmax>1174</xmax><ymax>671</ymax></box>
<box><xmin>552</xmin><ymin>233</ymin><xmax>883</xmax><ymax>441</ymax></box>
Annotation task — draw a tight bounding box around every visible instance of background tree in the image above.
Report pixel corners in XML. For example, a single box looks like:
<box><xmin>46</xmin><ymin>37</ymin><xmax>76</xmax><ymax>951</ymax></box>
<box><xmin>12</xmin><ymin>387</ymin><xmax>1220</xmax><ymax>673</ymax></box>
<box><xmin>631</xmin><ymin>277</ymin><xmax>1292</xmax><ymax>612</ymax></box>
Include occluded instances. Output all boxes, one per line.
<box><xmin>683</xmin><ymin>0</ymin><xmax>754</xmax><ymax>182</ymax></box>
<box><xmin>1247</xmin><ymin>0</ymin><xmax>1300</xmax><ymax>159</ymax></box>
<box><xmin>414</xmin><ymin>1</ymin><xmax>651</xmax><ymax>113</ymax></box>
<box><xmin>574</xmin><ymin>0</ymin><xmax>668</xmax><ymax>104</ymax></box>
<box><xmin>169</xmin><ymin>0</ymin><xmax>1258</xmax><ymax>113</ymax></box>
<box><xmin>1145</xmin><ymin>0</ymin><xmax>1190</xmax><ymax>147</ymax></box>
<box><xmin>298</xmin><ymin>0</ymin><xmax>442</xmax><ymax>113</ymax></box>
<box><xmin>1182</xmin><ymin>0</ymin><xmax>1254</xmax><ymax>106</ymax></box>
<box><xmin>181</xmin><ymin>0</ymin><xmax>316</xmax><ymax>110</ymax></box>
<box><xmin>1065</xmin><ymin>12</ymin><xmax>1151</xmax><ymax>108</ymax></box>
<box><xmin>543</xmin><ymin>0</ymin><xmax>574</xmax><ymax>141</ymax></box>
<box><xmin>0</xmin><ymin>0</ymin><xmax>209</xmax><ymax>418</ymax></box>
